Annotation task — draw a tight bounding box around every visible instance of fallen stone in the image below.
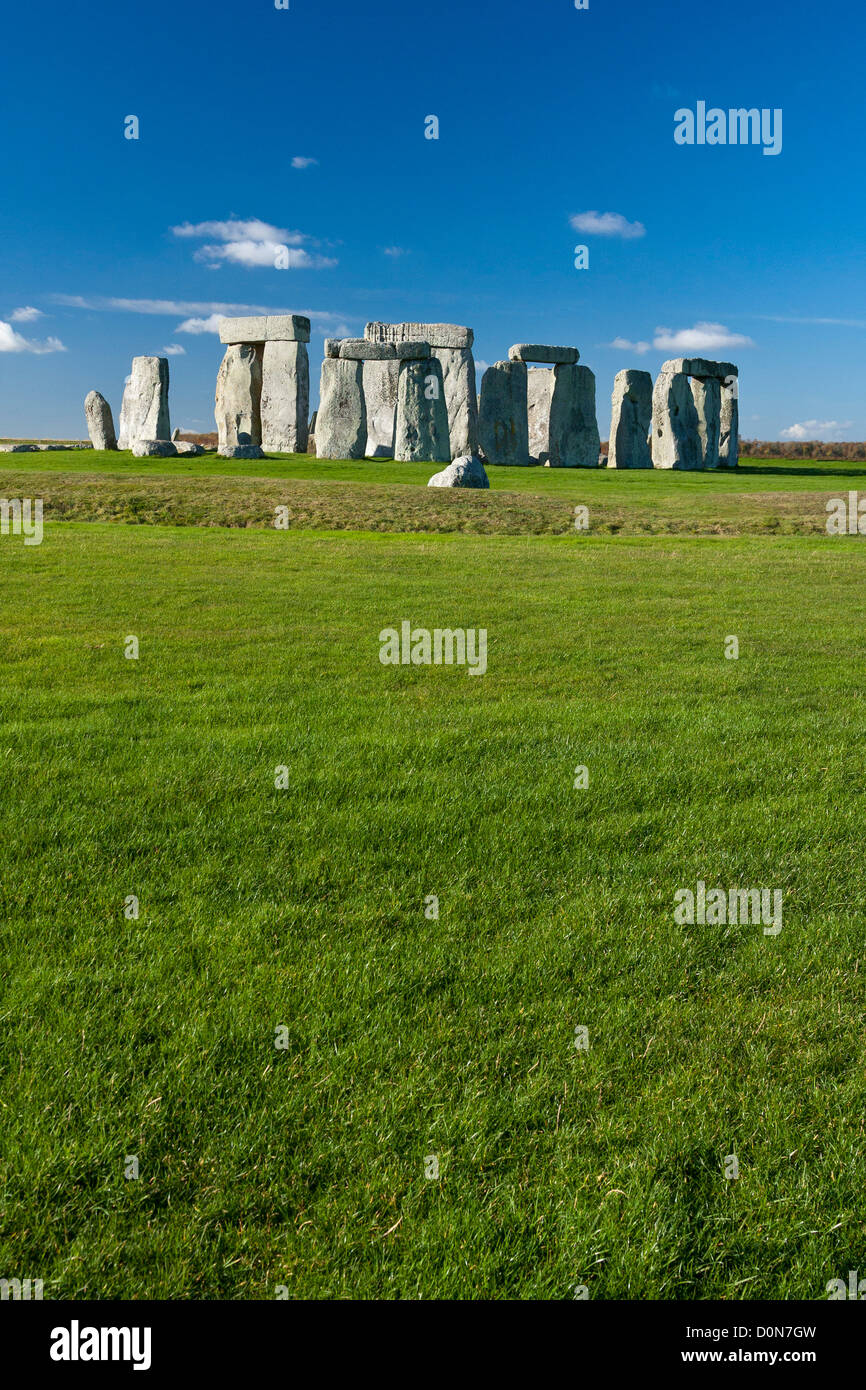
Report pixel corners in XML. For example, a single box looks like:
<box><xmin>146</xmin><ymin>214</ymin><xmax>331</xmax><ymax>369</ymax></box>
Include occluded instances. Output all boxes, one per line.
<box><xmin>607</xmin><ymin>369</ymin><xmax>653</xmax><ymax>469</ymax></box>
<box><xmin>84</xmin><ymin>390</ymin><xmax>118</xmax><ymax>450</ymax></box>
<box><xmin>118</xmin><ymin>357</ymin><xmax>170</xmax><ymax>449</ymax></box>
<box><xmin>316</xmin><ymin>357</ymin><xmax>367</xmax><ymax>459</ymax></box>
<box><xmin>215</xmin><ymin>344</ymin><xmax>262</xmax><ymax>452</ymax></box>
<box><xmin>527</xmin><ymin>367</ymin><xmax>553</xmax><ymax>463</ymax></box>
<box><xmin>338</xmin><ymin>339</ymin><xmax>396</xmax><ymax>361</ymax></box>
<box><xmin>363</xmin><ymin>359</ymin><xmax>400</xmax><ymax>457</ymax></box>
<box><xmin>261</xmin><ymin>340</ymin><xmax>309</xmax><ymax>452</ymax></box>
<box><xmin>433</xmin><ymin>347</ymin><xmax>478</xmax><ymax>457</ymax></box>
<box><xmin>394</xmin><ymin>357</ymin><xmax>451</xmax><ymax>463</ymax></box>
<box><xmin>427</xmin><ymin>454</ymin><xmax>489</xmax><ymax>489</ymax></box>
<box><xmin>132</xmin><ymin>439</ymin><xmax>177</xmax><ymax>457</ymax></box>
<box><xmin>0</xmin><ymin>443</ymin><xmax>40</xmax><ymax>452</ymax></box>
<box><xmin>651</xmin><ymin>368</ymin><xmax>702</xmax><ymax>469</ymax></box>
<box><xmin>174</xmin><ymin>441</ymin><xmax>205</xmax><ymax>455</ymax></box>
<box><xmin>509</xmin><ymin>344</ymin><xmax>579</xmax><ymax>365</ymax></box>
<box><xmin>219</xmin><ymin>314</ymin><xmax>311</xmax><ymax>345</ymax></box>
<box><xmin>218</xmin><ymin>444</ymin><xmax>265</xmax><ymax>459</ymax></box>
<box><xmin>548</xmin><ymin>364</ymin><xmax>600</xmax><ymax>467</ymax></box>
<box><xmin>478</xmin><ymin>360</ymin><xmax>530</xmax><ymax>465</ymax></box>
<box><xmin>365</xmin><ymin>321</ymin><xmax>473</xmax><ymax>350</ymax></box>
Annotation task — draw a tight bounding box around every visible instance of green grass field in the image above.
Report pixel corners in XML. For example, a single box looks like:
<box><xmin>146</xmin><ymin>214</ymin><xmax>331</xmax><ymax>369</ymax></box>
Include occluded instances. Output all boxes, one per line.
<box><xmin>1</xmin><ymin>455</ymin><xmax>864</xmax><ymax>1299</ymax></box>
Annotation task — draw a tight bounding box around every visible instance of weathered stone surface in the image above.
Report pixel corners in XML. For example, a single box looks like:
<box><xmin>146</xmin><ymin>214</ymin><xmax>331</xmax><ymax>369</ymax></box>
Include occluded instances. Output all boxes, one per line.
<box><xmin>527</xmin><ymin>367</ymin><xmax>553</xmax><ymax>463</ymax></box>
<box><xmin>316</xmin><ymin>358</ymin><xmax>367</xmax><ymax>459</ymax></box>
<box><xmin>215</xmin><ymin>344</ymin><xmax>262</xmax><ymax>452</ymax></box>
<box><xmin>365</xmin><ymin>321</ymin><xmax>473</xmax><ymax>350</ymax></box>
<box><xmin>690</xmin><ymin>376</ymin><xmax>721</xmax><ymax>468</ymax></box>
<box><xmin>219</xmin><ymin>314</ymin><xmax>311</xmax><ymax>344</ymax></box>
<box><xmin>117</xmin><ymin>357</ymin><xmax>170</xmax><ymax>449</ymax></box>
<box><xmin>324</xmin><ymin>339</ymin><xmax>341</xmax><ymax>358</ymax></box>
<box><xmin>607</xmin><ymin>369</ymin><xmax>653</xmax><ymax>469</ymax></box>
<box><xmin>363</xmin><ymin>358</ymin><xmax>400</xmax><ymax>457</ymax></box>
<box><xmin>171</xmin><ymin>426</ymin><xmax>181</xmax><ymax>440</ymax></box>
<box><xmin>338</xmin><ymin>339</ymin><xmax>396</xmax><ymax>361</ymax></box>
<box><xmin>719</xmin><ymin>377</ymin><xmax>739</xmax><ymax>468</ymax></box>
<box><xmin>0</xmin><ymin>443</ymin><xmax>40</xmax><ymax>452</ymax></box>
<box><xmin>433</xmin><ymin>347</ymin><xmax>478</xmax><ymax>457</ymax></box>
<box><xmin>662</xmin><ymin>357</ymin><xmax>737</xmax><ymax>380</ymax></box>
<box><xmin>509</xmin><ymin>344</ymin><xmax>579</xmax><ymax>365</ymax></box>
<box><xmin>173</xmin><ymin>441</ymin><xmax>205</xmax><ymax>455</ymax></box>
<box><xmin>219</xmin><ymin>444</ymin><xmax>265</xmax><ymax>459</ymax></box>
<box><xmin>547</xmin><ymin>364</ymin><xmax>600</xmax><ymax>467</ymax></box>
<box><xmin>132</xmin><ymin>439</ymin><xmax>177</xmax><ymax>457</ymax></box>
<box><xmin>261</xmin><ymin>340</ymin><xmax>309</xmax><ymax>452</ymax></box>
<box><xmin>651</xmin><ymin>368</ymin><xmax>702</xmax><ymax>469</ymax></box>
<box><xmin>394</xmin><ymin>357</ymin><xmax>451</xmax><ymax>463</ymax></box>
<box><xmin>84</xmin><ymin>390</ymin><xmax>118</xmax><ymax>450</ymax></box>
<box><xmin>427</xmin><ymin>454</ymin><xmax>489</xmax><ymax>489</ymax></box>
<box><xmin>478</xmin><ymin>360</ymin><xmax>530</xmax><ymax>466</ymax></box>
<box><xmin>395</xmin><ymin>340</ymin><xmax>431</xmax><ymax>360</ymax></box>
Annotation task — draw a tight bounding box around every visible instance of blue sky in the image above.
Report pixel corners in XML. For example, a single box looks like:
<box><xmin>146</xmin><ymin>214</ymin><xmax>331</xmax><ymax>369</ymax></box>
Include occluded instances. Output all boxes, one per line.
<box><xmin>1</xmin><ymin>0</ymin><xmax>864</xmax><ymax>441</ymax></box>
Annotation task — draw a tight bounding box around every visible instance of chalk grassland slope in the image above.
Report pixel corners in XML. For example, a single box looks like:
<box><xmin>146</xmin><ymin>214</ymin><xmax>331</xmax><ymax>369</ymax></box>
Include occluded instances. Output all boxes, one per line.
<box><xmin>3</xmin><ymin>453</ymin><xmax>866</xmax><ymax>535</ymax></box>
<box><xmin>0</xmin><ymin>525</ymin><xmax>863</xmax><ymax>1298</ymax></box>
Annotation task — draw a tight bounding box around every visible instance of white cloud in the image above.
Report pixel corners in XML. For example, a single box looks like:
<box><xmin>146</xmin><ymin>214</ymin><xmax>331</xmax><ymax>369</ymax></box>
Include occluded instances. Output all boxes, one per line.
<box><xmin>175</xmin><ymin>313</ymin><xmax>225</xmax><ymax>335</ymax></box>
<box><xmin>291</xmin><ymin>156</ymin><xmax>318</xmax><ymax>169</ymax></box>
<box><xmin>173</xmin><ymin>308</ymin><xmax>353</xmax><ymax>337</ymax></box>
<box><xmin>570</xmin><ymin>210</ymin><xmax>646</xmax><ymax>239</ymax></box>
<box><xmin>0</xmin><ymin>319</ymin><xmax>66</xmax><ymax>354</ymax></box>
<box><xmin>754</xmin><ymin>315</ymin><xmax>866</xmax><ymax>328</ymax></box>
<box><xmin>383</xmin><ymin>246</ymin><xmax>408</xmax><ymax>258</ymax></box>
<box><xmin>653</xmin><ymin>321</ymin><xmax>754</xmax><ymax>352</ymax></box>
<box><xmin>162</xmin><ymin>343</ymin><xmax>186</xmax><ymax>355</ymax></box>
<box><xmin>10</xmin><ymin>305</ymin><xmax>43</xmax><ymax>323</ymax></box>
<box><xmin>780</xmin><ymin>419</ymin><xmax>853</xmax><ymax>441</ymax></box>
<box><xmin>608</xmin><ymin>336</ymin><xmax>651</xmax><ymax>354</ymax></box>
<box><xmin>170</xmin><ymin>218</ymin><xmax>337</xmax><ymax>270</ymax></box>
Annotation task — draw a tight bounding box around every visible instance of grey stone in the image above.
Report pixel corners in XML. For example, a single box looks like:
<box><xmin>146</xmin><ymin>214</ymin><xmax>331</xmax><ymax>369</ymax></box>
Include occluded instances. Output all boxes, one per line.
<box><xmin>117</xmin><ymin>357</ymin><xmax>170</xmax><ymax>449</ymax></box>
<box><xmin>478</xmin><ymin>360</ymin><xmax>530</xmax><ymax>466</ymax></box>
<box><xmin>363</xmin><ymin>358</ymin><xmax>400</xmax><ymax>457</ymax></box>
<box><xmin>651</xmin><ymin>368</ymin><xmax>702</xmax><ymax>469</ymax></box>
<box><xmin>365</xmin><ymin>321</ymin><xmax>473</xmax><ymax>350</ymax></box>
<box><xmin>215</xmin><ymin>344</ymin><xmax>262</xmax><ymax>452</ymax></box>
<box><xmin>84</xmin><ymin>390</ymin><xmax>118</xmax><ymax>450</ymax></box>
<box><xmin>218</xmin><ymin>445</ymin><xmax>264</xmax><ymax>459</ymax></box>
<box><xmin>316</xmin><ymin>357</ymin><xmax>367</xmax><ymax>459</ymax></box>
<box><xmin>174</xmin><ymin>441</ymin><xmax>205</xmax><ymax>455</ymax></box>
<box><xmin>662</xmin><ymin>357</ymin><xmax>737</xmax><ymax>380</ymax></box>
<box><xmin>433</xmin><ymin>347</ymin><xmax>478</xmax><ymax>457</ymax></box>
<box><xmin>395</xmin><ymin>340</ymin><xmax>431</xmax><ymax>360</ymax></box>
<box><xmin>171</xmin><ymin>426</ymin><xmax>181</xmax><ymax>440</ymax></box>
<box><xmin>219</xmin><ymin>314</ymin><xmax>311</xmax><ymax>345</ymax></box>
<box><xmin>338</xmin><ymin>339</ymin><xmax>396</xmax><ymax>361</ymax></box>
<box><xmin>394</xmin><ymin>357</ymin><xmax>451</xmax><ymax>463</ymax></box>
<box><xmin>719</xmin><ymin>377</ymin><xmax>739</xmax><ymax>468</ymax></box>
<box><xmin>690</xmin><ymin>376</ymin><xmax>721</xmax><ymax>468</ymax></box>
<box><xmin>548</xmin><ymin>364</ymin><xmax>600</xmax><ymax>467</ymax></box>
<box><xmin>132</xmin><ymin>439</ymin><xmax>177</xmax><ymax>457</ymax></box>
<box><xmin>508</xmin><ymin>344</ymin><xmax>579</xmax><ymax>365</ymax></box>
<box><xmin>428</xmin><ymin>454</ymin><xmax>490</xmax><ymax>489</ymax></box>
<box><xmin>261</xmin><ymin>340</ymin><xmax>309</xmax><ymax>452</ymax></box>
<box><xmin>527</xmin><ymin>367</ymin><xmax>553</xmax><ymax>463</ymax></box>
<box><xmin>324</xmin><ymin>339</ymin><xmax>341</xmax><ymax>358</ymax></box>
<box><xmin>0</xmin><ymin>443</ymin><xmax>40</xmax><ymax>452</ymax></box>
<box><xmin>607</xmin><ymin>370</ymin><xmax>653</xmax><ymax>469</ymax></box>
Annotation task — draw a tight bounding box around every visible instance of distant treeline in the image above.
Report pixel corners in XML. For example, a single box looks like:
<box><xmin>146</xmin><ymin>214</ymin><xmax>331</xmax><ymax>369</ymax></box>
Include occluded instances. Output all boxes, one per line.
<box><xmin>741</xmin><ymin>440</ymin><xmax>866</xmax><ymax>460</ymax></box>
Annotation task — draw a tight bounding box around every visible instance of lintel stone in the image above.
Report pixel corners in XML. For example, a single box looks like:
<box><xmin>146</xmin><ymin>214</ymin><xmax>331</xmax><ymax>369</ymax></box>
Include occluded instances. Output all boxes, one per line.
<box><xmin>508</xmin><ymin>344</ymin><xmax>579</xmax><ymax>365</ymax></box>
<box><xmin>219</xmin><ymin>314</ymin><xmax>311</xmax><ymax>345</ymax></box>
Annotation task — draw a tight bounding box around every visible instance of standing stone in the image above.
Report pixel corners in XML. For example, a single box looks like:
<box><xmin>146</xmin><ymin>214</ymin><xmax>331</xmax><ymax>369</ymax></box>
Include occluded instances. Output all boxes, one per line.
<box><xmin>690</xmin><ymin>376</ymin><xmax>721</xmax><ymax>468</ymax></box>
<box><xmin>316</xmin><ymin>358</ymin><xmax>366</xmax><ymax>459</ymax></box>
<box><xmin>394</xmin><ymin>358</ymin><xmax>450</xmax><ymax>463</ymax></box>
<box><xmin>84</xmin><ymin>390</ymin><xmax>117</xmax><ymax>450</ymax></box>
<box><xmin>363</xmin><ymin>359</ymin><xmax>400</xmax><ymax>457</ymax></box>
<box><xmin>719</xmin><ymin>376</ymin><xmax>739</xmax><ymax>468</ymax></box>
<box><xmin>117</xmin><ymin>357</ymin><xmax>170</xmax><ymax>449</ymax></box>
<box><xmin>651</xmin><ymin>367</ymin><xmax>702</xmax><ymax>469</ymax></box>
<box><xmin>215</xmin><ymin>344</ymin><xmax>262</xmax><ymax>452</ymax></box>
<box><xmin>548</xmin><ymin>364</ymin><xmax>600</xmax><ymax>468</ymax></box>
<box><xmin>433</xmin><ymin>347</ymin><xmax>478</xmax><ymax>457</ymax></box>
<box><xmin>608</xmin><ymin>370</ymin><xmax>653</xmax><ymax>469</ymax></box>
<box><xmin>261</xmin><ymin>341</ymin><xmax>309</xmax><ymax>453</ymax></box>
<box><xmin>478</xmin><ymin>361</ymin><xmax>530</xmax><ymax>466</ymax></box>
<box><xmin>527</xmin><ymin>367</ymin><xmax>553</xmax><ymax>464</ymax></box>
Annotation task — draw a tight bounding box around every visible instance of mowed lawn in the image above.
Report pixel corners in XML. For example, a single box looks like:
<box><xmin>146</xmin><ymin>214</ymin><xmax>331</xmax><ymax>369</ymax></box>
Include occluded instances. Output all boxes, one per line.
<box><xmin>0</xmin><ymin>522</ymin><xmax>865</xmax><ymax>1299</ymax></box>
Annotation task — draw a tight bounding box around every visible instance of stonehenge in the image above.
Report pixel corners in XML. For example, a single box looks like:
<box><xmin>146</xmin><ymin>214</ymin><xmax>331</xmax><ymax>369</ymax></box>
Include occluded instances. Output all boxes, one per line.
<box><xmin>478</xmin><ymin>345</ymin><xmax>598</xmax><ymax>467</ymax></box>
<box><xmin>84</xmin><ymin>390</ymin><xmax>117</xmax><ymax>450</ymax></box>
<box><xmin>548</xmin><ymin>364</ymin><xmax>600</xmax><ymax>468</ymax></box>
<box><xmin>365</xmin><ymin>322</ymin><xmax>479</xmax><ymax>457</ymax></box>
<box><xmin>394</xmin><ymin>356</ymin><xmax>450</xmax><ymax>464</ymax></box>
<box><xmin>117</xmin><ymin>357</ymin><xmax>170</xmax><ymax>449</ymax></box>
<box><xmin>479</xmin><ymin>360</ymin><xmax>530</xmax><ymax>466</ymax></box>
<box><xmin>608</xmin><ymin>370</ymin><xmax>653</xmax><ymax>469</ymax></box>
<box><xmin>317</xmin><ymin>357</ymin><xmax>367</xmax><ymax>460</ymax></box>
<box><xmin>215</xmin><ymin>315</ymin><xmax>310</xmax><ymax>456</ymax></box>
<box><xmin>651</xmin><ymin>358</ymin><xmax>738</xmax><ymax>469</ymax></box>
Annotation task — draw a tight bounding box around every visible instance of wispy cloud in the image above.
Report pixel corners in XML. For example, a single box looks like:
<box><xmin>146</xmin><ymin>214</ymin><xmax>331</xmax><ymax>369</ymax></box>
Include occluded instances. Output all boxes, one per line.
<box><xmin>570</xmin><ymin>210</ymin><xmax>646</xmax><ymax>239</ymax></box>
<box><xmin>780</xmin><ymin>419</ymin><xmax>853</xmax><ymax>440</ymax></box>
<box><xmin>752</xmin><ymin>315</ymin><xmax>866</xmax><ymax>328</ymax></box>
<box><xmin>161</xmin><ymin>343</ymin><xmax>186</xmax><ymax>355</ymax></box>
<box><xmin>0</xmin><ymin>319</ymin><xmax>66</xmax><ymax>354</ymax></box>
<box><xmin>291</xmin><ymin>156</ymin><xmax>318</xmax><ymax>169</ymax></box>
<box><xmin>383</xmin><ymin>246</ymin><xmax>408</xmax><ymax>258</ymax></box>
<box><xmin>653</xmin><ymin>321</ymin><xmax>753</xmax><ymax>352</ymax></box>
<box><xmin>170</xmin><ymin>218</ymin><xmax>337</xmax><ymax>270</ymax></box>
<box><xmin>50</xmin><ymin>293</ymin><xmax>352</xmax><ymax>338</ymax></box>
<box><xmin>9</xmin><ymin>305</ymin><xmax>44</xmax><ymax>323</ymax></box>
<box><xmin>608</xmin><ymin>336</ymin><xmax>651</xmax><ymax>354</ymax></box>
